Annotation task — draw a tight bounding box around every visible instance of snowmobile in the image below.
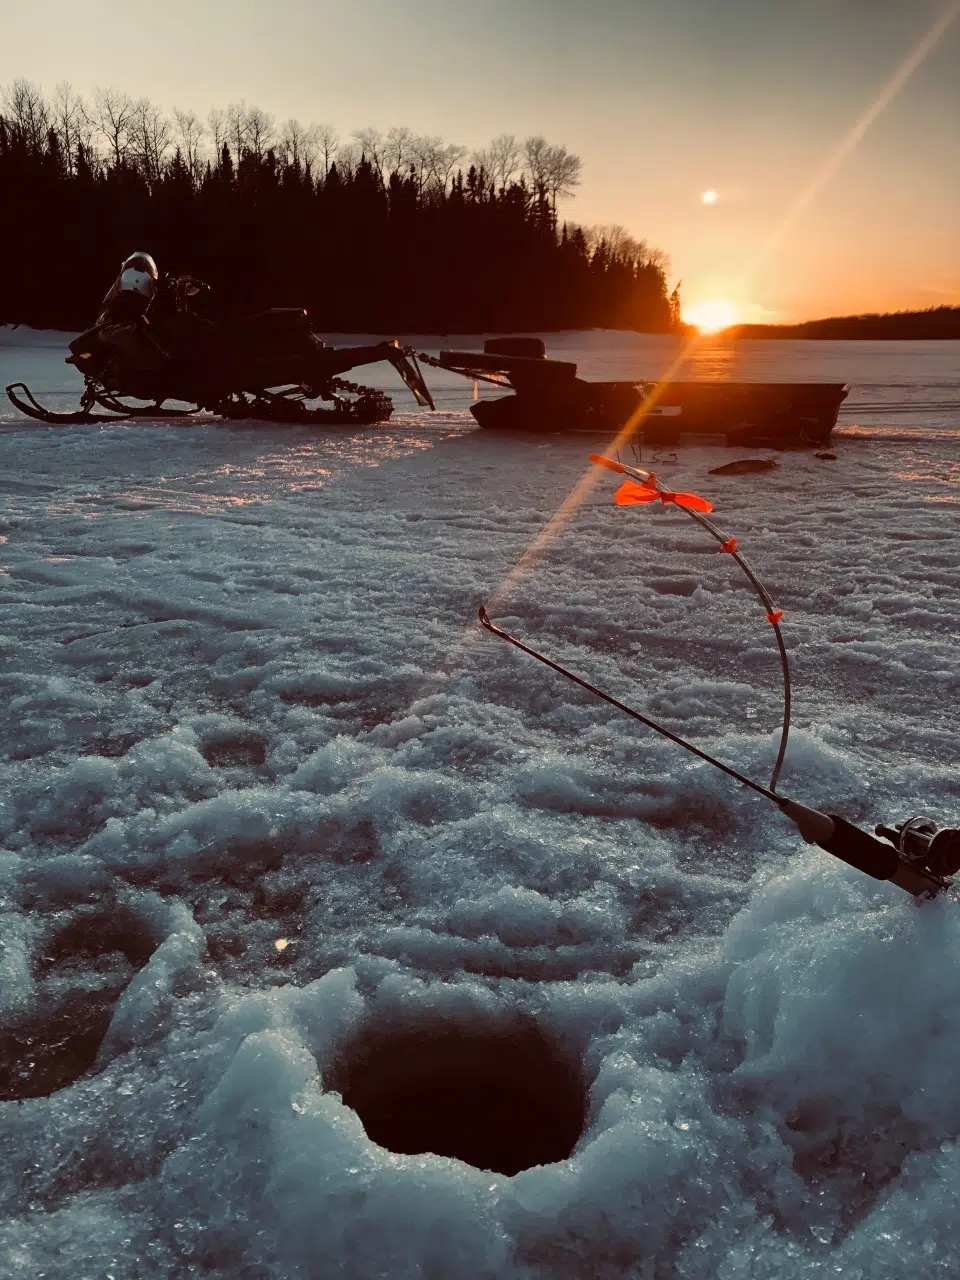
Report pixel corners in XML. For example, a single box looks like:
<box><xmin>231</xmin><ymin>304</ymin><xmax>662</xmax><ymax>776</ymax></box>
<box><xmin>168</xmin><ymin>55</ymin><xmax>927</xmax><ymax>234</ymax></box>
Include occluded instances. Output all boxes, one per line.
<box><xmin>6</xmin><ymin>273</ymin><xmax>435</xmax><ymax>426</ymax></box>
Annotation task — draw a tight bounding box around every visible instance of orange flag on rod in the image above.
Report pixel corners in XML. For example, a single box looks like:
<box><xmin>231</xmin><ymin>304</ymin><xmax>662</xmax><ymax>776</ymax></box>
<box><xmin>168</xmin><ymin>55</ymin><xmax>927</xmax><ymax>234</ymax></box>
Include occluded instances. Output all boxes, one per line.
<box><xmin>614</xmin><ymin>479</ymin><xmax>659</xmax><ymax>505</ymax></box>
<box><xmin>614</xmin><ymin>479</ymin><xmax>713</xmax><ymax>513</ymax></box>
<box><xmin>589</xmin><ymin>453</ymin><xmax>629</xmax><ymax>474</ymax></box>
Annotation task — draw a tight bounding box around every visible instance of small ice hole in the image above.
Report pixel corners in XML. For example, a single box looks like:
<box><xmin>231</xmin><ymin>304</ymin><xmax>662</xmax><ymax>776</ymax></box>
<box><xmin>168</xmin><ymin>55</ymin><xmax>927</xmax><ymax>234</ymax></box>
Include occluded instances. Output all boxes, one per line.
<box><xmin>201</xmin><ymin>734</ymin><xmax>267</xmax><ymax>768</ymax></box>
<box><xmin>333</xmin><ymin>1020</ymin><xmax>586</xmax><ymax>1175</ymax></box>
<box><xmin>0</xmin><ymin>995</ymin><xmax>116</xmax><ymax>1101</ymax></box>
<box><xmin>37</xmin><ymin>906</ymin><xmax>158</xmax><ymax>973</ymax></box>
<box><xmin>0</xmin><ymin>908</ymin><xmax>157</xmax><ymax>1101</ymax></box>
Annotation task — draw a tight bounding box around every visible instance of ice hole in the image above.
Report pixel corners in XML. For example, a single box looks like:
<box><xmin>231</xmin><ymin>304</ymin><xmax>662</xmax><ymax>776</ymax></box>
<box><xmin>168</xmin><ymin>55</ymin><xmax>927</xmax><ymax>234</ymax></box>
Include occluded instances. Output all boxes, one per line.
<box><xmin>0</xmin><ymin>994</ymin><xmax>120</xmax><ymax>1101</ymax></box>
<box><xmin>37</xmin><ymin>905</ymin><xmax>158</xmax><ymax>973</ymax></box>
<box><xmin>333</xmin><ymin>1018</ymin><xmax>586</xmax><ymax>1176</ymax></box>
<box><xmin>201</xmin><ymin>734</ymin><xmax>266</xmax><ymax>768</ymax></box>
<box><xmin>0</xmin><ymin>908</ymin><xmax>157</xmax><ymax>1101</ymax></box>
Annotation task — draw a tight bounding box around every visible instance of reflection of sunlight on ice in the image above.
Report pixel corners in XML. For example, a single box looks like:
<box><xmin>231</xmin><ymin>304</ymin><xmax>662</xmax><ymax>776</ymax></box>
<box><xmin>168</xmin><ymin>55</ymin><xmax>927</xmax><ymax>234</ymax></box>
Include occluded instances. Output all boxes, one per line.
<box><xmin>670</xmin><ymin>337</ymin><xmax>741</xmax><ymax>382</ymax></box>
<box><xmin>119</xmin><ymin>489</ymin><xmax>260</xmax><ymax>511</ymax></box>
<box><xmin>40</xmin><ymin>505</ymin><xmax>103</xmax><ymax>519</ymax></box>
<box><xmin>892</xmin><ymin>453</ymin><xmax>959</xmax><ymax>501</ymax></box>
<box><xmin>70</xmin><ymin>427</ymin><xmax>460</xmax><ymax>513</ymax></box>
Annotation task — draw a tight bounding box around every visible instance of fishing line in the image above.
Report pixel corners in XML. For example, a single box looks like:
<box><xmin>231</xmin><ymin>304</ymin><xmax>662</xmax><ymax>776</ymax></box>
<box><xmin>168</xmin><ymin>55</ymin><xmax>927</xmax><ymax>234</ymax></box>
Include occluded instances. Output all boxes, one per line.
<box><xmin>482</xmin><ymin>456</ymin><xmax>791</xmax><ymax>795</ymax></box>
<box><xmin>590</xmin><ymin>455</ymin><xmax>792</xmax><ymax>791</ymax></box>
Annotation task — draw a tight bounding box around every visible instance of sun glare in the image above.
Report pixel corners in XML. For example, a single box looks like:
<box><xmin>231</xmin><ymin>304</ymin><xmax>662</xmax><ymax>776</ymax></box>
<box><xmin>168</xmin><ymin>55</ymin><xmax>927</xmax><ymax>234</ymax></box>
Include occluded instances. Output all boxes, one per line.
<box><xmin>700</xmin><ymin>189</ymin><xmax>718</xmax><ymax>205</ymax></box>
<box><xmin>682</xmin><ymin>298</ymin><xmax>739</xmax><ymax>333</ymax></box>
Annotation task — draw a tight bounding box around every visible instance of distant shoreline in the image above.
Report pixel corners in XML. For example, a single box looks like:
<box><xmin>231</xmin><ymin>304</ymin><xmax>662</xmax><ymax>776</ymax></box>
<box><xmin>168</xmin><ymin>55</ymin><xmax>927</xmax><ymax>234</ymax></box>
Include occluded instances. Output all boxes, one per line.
<box><xmin>720</xmin><ymin>306</ymin><xmax>960</xmax><ymax>341</ymax></box>
<box><xmin>5</xmin><ymin>309</ymin><xmax>960</xmax><ymax>344</ymax></box>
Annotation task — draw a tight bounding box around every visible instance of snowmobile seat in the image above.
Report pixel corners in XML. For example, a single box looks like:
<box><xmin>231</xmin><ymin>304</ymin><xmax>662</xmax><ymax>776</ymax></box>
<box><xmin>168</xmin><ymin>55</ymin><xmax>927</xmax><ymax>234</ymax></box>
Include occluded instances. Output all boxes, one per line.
<box><xmin>220</xmin><ymin>308</ymin><xmax>311</xmax><ymax>343</ymax></box>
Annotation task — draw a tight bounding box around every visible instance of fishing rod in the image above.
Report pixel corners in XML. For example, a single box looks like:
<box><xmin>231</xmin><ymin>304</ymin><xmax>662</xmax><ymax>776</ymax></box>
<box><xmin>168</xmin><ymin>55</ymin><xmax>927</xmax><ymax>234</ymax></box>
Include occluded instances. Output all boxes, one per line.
<box><xmin>479</xmin><ymin>456</ymin><xmax>959</xmax><ymax>899</ymax></box>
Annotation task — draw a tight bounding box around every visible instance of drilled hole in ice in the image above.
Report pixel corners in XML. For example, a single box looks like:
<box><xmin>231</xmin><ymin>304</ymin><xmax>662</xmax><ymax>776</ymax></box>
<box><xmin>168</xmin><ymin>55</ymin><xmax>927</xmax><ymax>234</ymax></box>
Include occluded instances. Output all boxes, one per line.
<box><xmin>37</xmin><ymin>905</ymin><xmax>158</xmax><ymax>973</ymax></box>
<box><xmin>201</xmin><ymin>733</ymin><xmax>267</xmax><ymax>768</ymax></box>
<box><xmin>0</xmin><ymin>994</ymin><xmax>118</xmax><ymax>1101</ymax></box>
<box><xmin>333</xmin><ymin>1019</ymin><xmax>586</xmax><ymax>1176</ymax></box>
<box><xmin>0</xmin><ymin>907</ymin><xmax>158</xmax><ymax>1101</ymax></box>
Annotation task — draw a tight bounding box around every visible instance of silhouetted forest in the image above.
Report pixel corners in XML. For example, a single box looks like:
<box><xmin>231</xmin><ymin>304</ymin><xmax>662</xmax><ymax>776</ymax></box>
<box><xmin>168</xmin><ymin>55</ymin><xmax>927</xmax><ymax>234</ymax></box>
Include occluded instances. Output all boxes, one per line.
<box><xmin>731</xmin><ymin>308</ymin><xmax>960</xmax><ymax>340</ymax></box>
<box><xmin>0</xmin><ymin>80</ymin><xmax>678</xmax><ymax>334</ymax></box>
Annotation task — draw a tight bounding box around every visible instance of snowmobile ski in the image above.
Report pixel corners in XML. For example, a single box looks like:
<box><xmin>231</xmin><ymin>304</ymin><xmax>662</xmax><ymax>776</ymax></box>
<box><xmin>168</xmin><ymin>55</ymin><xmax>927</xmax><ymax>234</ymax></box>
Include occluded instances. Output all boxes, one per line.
<box><xmin>5</xmin><ymin>382</ymin><xmax>131</xmax><ymax>425</ymax></box>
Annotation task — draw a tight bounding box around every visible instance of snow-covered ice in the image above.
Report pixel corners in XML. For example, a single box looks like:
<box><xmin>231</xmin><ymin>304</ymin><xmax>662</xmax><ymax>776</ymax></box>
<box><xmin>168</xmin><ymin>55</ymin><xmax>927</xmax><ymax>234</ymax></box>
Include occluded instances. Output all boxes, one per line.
<box><xmin>0</xmin><ymin>327</ymin><xmax>958</xmax><ymax>1277</ymax></box>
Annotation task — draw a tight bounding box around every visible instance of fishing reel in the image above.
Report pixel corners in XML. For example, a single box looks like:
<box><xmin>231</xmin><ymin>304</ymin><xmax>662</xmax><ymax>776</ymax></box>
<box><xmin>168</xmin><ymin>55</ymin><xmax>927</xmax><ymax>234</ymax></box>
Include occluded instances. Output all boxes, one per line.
<box><xmin>779</xmin><ymin>800</ymin><xmax>958</xmax><ymax>898</ymax></box>
<box><xmin>875</xmin><ymin>817</ymin><xmax>960</xmax><ymax>883</ymax></box>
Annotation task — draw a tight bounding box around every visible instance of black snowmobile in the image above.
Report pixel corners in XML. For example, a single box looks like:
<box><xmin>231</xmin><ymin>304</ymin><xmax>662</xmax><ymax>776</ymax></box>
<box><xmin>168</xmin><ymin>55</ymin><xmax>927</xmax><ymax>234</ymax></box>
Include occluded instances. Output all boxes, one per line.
<box><xmin>6</xmin><ymin>272</ymin><xmax>435</xmax><ymax>427</ymax></box>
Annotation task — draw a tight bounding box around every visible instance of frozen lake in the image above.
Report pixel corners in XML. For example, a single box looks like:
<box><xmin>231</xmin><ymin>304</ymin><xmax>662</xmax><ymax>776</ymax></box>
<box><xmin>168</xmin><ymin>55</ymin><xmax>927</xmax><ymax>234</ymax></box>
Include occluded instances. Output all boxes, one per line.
<box><xmin>0</xmin><ymin>328</ymin><xmax>958</xmax><ymax>1278</ymax></box>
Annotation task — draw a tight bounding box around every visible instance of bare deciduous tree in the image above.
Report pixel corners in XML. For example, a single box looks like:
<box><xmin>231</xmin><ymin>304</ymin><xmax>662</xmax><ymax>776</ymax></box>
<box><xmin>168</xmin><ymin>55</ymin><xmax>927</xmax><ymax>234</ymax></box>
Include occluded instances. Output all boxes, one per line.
<box><xmin>406</xmin><ymin>135</ymin><xmax>431</xmax><ymax>194</ymax></box>
<box><xmin>207</xmin><ymin>106</ymin><xmax>227</xmax><ymax>157</ymax></box>
<box><xmin>225</xmin><ymin>101</ymin><xmax>249</xmax><ymax>161</ymax></box>
<box><xmin>91</xmin><ymin>87</ymin><xmax>135</xmax><ymax>168</ymax></box>
<box><xmin>335</xmin><ymin>141</ymin><xmax>362</xmax><ymax>178</ymax></box>
<box><xmin>2</xmin><ymin>78</ymin><xmax>50</xmax><ymax>152</ymax></box>
<box><xmin>130</xmin><ymin>98</ymin><xmax>171</xmax><ymax>184</ymax></box>
<box><xmin>51</xmin><ymin>82</ymin><xmax>85</xmax><ymax>173</ymax></box>
<box><xmin>484</xmin><ymin>133</ymin><xmax>523</xmax><ymax>189</ymax></box>
<box><xmin>244</xmin><ymin>105</ymin><xmax>275</xmax><ymax>161</ymax></box>
<box><xmin>409</xmin><ymin>135</ymin><xmax>440</xmax><ymax>194</ymax></box>
<box><xmin>407</xmin><ymin>135</ymin><xmax>465</xmax><ymax>195</ymax></box>
<box><xmin>471</xmin><ymin>148</ymin><xmax>492</xmax><ymax>181</ymax></box>
<box><xmin>543</xmin><ymin>143</ymin><xmax>582</xmax><ymax>212</ymax></box>
<box><xmin>281</xmin><ymin>117</ymin><xmax>308</xmax><ymax>168</ymax></box>
<box><xmin>383</xmin><ymin>125</ymin><xmax>414</xmax><ymax>175</ymax></box>
<box><xmin>174</xmin><ymin>108</ymin><xmax>206</xmax><ymax>183</ymax></box>
<box><xmin>312</xmin><ymin>123</ymin><xmax>340</xmax><ymax>175</ymax></box>
<box><xmin>582</xmin><ymin>224</ymin><xmax>653</xmax><ymax>266</ymax></box>
<box><xmin>432</xmin><ymin>141</ymin><xmax>467</xmax><ymax>192</ymax></box>
<box><xmin>646</xmin><ymin>246</ymin><xmax>670</xmax><ymax>274</ymax></box>
<box><xmin>523</xmin><ymin>135</ymin><xmax>551</xmax><ymax>191</ymax></box>
<box><xmin>353</xmin><ymin>126</ymin><xmax>386</xmax><ymax>177</ymax></box>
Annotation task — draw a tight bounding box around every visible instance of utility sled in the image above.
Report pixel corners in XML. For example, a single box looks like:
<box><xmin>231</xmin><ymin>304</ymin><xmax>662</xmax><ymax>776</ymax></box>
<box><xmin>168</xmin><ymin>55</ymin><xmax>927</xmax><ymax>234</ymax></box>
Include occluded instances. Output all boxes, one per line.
<box><xmin>425</xmin><ymin>338</ymin><xmax>848</xmax><ymax>447</ymax></box>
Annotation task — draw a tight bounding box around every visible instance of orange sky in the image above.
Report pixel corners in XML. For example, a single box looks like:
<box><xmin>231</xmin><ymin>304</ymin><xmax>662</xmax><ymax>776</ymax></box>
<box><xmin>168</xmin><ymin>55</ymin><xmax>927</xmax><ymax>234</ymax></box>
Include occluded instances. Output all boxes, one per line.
<box><xmin>3</xmin><ymin>0</ymin><xmax>958</xmax><ymax>322</ymax></box>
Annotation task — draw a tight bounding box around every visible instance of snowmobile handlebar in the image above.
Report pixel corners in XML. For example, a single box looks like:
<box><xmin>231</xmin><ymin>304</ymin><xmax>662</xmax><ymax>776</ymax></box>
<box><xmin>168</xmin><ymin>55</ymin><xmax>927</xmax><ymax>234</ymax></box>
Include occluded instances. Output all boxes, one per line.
<box><xmin>159</xmin><ymin>274</ymin><xmax>210</xmax><ymax>312</ymax></box>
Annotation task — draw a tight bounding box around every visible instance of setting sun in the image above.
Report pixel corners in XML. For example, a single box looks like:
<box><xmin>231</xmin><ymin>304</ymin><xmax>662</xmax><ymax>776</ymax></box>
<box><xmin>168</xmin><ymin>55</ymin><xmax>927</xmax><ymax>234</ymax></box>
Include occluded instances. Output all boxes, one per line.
<box><xmin>682</xmin><ymin>298</ymin><xmax>739</xmax><ymax>333</ymax></box>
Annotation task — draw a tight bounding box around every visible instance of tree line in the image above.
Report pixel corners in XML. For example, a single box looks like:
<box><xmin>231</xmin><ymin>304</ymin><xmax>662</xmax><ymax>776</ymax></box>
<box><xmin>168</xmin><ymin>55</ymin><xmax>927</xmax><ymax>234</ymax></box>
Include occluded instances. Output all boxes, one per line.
<box><xmin>732</xmin><ymin>308</ymin><xmax>960</xmax><ymax>341</ymax></box>
<box><xmin>0</xmin><ymin>79</ymin><xmax>680</xmax><ymax>334</ymax></box>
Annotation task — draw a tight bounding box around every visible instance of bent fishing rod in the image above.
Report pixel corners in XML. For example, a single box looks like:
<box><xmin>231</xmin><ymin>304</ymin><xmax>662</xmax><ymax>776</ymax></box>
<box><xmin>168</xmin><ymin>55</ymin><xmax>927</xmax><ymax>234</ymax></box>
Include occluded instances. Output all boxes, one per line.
<box><xmin>479</xmin><ymin>455</ymin><xmax>959</xmax><ymax>899</ymax></box>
